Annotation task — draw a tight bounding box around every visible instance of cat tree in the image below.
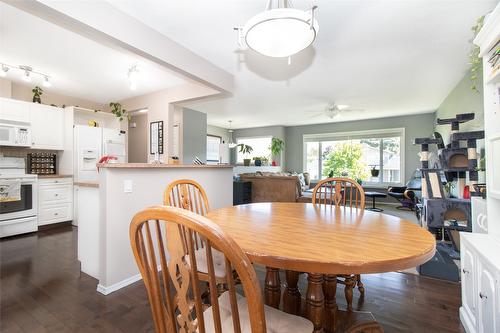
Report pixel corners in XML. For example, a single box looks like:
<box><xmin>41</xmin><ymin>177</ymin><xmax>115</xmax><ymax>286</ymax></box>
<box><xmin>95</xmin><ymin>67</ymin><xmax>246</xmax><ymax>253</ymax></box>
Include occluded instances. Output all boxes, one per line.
<box><xmin>413</xmin><ymin>113</ymin><xmax>484</xmax><ymax>281</ymax></box>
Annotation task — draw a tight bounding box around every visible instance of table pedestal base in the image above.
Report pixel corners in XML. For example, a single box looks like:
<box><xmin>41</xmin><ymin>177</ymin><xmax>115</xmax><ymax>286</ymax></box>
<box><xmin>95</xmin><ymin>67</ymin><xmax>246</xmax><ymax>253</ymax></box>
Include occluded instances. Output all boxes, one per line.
<box><xmin>265</xmin><ymin>269</ymin><xmax>383</xmax><ymax>333</ymax></box>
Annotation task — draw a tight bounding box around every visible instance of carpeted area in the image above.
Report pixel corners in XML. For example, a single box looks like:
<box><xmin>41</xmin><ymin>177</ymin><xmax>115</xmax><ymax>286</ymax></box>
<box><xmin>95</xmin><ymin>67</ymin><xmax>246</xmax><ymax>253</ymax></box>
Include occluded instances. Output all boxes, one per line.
<box><xmin>376</xmin><ymin>203</ymin><xmax>420</xmax><ymax>224</ymax></box>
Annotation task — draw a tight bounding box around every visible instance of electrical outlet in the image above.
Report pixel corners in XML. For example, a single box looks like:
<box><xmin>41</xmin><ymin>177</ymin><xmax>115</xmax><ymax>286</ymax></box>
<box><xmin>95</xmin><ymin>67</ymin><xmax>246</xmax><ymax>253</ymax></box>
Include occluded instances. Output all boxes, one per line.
<box><xmin>123</xmin><ymin>180</ymin><xmax>133</xmax><ymax>193</ymax></box>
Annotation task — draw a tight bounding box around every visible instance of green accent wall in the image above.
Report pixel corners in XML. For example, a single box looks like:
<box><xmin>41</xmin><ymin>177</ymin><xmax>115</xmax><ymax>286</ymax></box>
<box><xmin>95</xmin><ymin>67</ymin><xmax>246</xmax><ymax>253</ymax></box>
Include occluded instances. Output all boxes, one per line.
<box><xmin>284</xmin><ymin>113</ymin><xmax>436</xmax><ymax>183</ymax></box>
<box><xmin>434</xmin><ymin>72</ymin><xmax>484</xmax><ymax>146</ymax></box>
<box><xmin>182</xmin><ymin>108</ymin><xmax>207</xmax><ymax>163</ymax></box>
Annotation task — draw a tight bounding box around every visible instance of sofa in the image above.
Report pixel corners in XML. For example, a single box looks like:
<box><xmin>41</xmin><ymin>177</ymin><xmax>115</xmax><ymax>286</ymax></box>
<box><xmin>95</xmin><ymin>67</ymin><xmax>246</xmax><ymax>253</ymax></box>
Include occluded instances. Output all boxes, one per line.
<box><xmin>239</xmin><ymin>172</ymin><xmax>311</xmax><ymax>203</ymax></box>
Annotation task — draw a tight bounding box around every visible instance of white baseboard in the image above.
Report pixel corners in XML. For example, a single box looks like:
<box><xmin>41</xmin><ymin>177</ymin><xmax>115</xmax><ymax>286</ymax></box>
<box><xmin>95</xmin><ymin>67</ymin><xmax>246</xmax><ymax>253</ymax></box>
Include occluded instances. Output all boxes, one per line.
<box><xmin>96</xmin><ymin>273</ymin><xmax>143</xmax><ymax>295</ymax></box>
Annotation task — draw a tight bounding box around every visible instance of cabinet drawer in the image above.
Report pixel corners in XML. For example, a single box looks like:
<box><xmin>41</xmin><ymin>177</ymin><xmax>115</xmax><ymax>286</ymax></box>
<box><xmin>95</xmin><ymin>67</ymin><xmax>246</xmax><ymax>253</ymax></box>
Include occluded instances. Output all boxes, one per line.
<box><xmin>38</xmin><ymin>203</ymin><xmax>73</xmax><ymax>225</ymax></box>
<box><xmin>39</xmin><ymin>185</ymin><xmax>72</xmax><ymax>204</ymax></box>
<box><xmin>39</xmin><ymin>178</ymin><xmax>72</xmax><ymax>186</ymax></box>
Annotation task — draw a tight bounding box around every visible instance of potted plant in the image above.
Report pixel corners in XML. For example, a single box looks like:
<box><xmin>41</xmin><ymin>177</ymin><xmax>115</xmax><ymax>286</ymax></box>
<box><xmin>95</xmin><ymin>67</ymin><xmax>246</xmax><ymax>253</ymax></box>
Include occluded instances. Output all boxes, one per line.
<box><xmin>444</xmin><ymin>181</ymin><xmax>456</xmax><ymax>198</ymax></box>
<box><xmin>370</xmin><ymin>165</ymin><xmax>380</xmax><ymax>177</ymax></box>
<box><xmin>269</xmin><ymin>137</ymin><xmax>284</xmax><ymax>166</ymax></box>
<box><xmin>237</xmin><ymin>144</ymin><xmax>253</xmax><ymax>166</ymax></box>
<box><xmin>109</xmin><ymin>102</ymin><xmax>130</xmax><ymax>121</ymax></box>
<box><xmin>32</xmin><ymin>86</ymin><xmax>43</xmax><ymax>103</ymax></box>
<box><xmin>253</xmin><ymin>156</ymin><xmax>262</xmax><ymax>166</ymax></box>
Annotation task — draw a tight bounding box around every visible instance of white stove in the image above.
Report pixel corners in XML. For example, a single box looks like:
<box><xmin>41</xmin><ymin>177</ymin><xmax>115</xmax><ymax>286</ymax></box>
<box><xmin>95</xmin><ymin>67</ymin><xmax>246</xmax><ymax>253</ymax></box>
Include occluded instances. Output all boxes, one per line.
<box><xmin>0</xmin><ymin>156</ymin><xmax>38</xmax><ymax>237</ymax></box>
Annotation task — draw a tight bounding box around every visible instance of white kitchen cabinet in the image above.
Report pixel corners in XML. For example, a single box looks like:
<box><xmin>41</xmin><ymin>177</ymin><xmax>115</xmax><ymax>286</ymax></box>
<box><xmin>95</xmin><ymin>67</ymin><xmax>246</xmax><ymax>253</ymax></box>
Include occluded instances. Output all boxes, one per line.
<box><xmin>30</xmin><ymin>104</ymin><xmax>64</xmax><ymax>150</ymax></box>
<box><xmin>38</xmin><ymin>177</ymin><xmax>73</xmax><ymax>226</ymax></box>
<box><xmin>460</xmin><ymin>233</ymin><xmax>500</xmax><ymax>333</ymax></box>
<box><xmin>478</xmin><ymin>262</ymin><xmax>497</xmax><ymax>333</ymax></box>
<box><xmin>0</xmin><ymin>97</ymin><xmax>30</xmax><ymax>123</ymax></box>
<box><xmin>461</xmin><ymin>242</ymin><xmax>477</xmax><ymax>329</ymax></box>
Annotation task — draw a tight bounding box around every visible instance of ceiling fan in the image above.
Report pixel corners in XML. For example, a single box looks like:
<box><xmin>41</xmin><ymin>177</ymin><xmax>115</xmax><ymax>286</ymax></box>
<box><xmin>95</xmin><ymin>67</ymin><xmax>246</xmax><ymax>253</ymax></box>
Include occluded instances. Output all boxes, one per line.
<box><xmin>306</xmin><ymin>102</ymin><xmax>364</xmax><ymax>119</ymax></box>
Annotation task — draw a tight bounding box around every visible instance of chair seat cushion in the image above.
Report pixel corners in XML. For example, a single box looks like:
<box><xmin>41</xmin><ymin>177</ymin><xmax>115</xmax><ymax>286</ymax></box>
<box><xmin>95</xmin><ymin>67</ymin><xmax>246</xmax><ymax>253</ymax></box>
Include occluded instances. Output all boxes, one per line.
<box><xmin>203</xmin><ymin>291</ymin><xmax>313</xmax><ymax>333</ymax></box>
<box><xmin>185</xmin><ymin>247</ymin><xmax>227</xmax><ymax>278</ymax></box>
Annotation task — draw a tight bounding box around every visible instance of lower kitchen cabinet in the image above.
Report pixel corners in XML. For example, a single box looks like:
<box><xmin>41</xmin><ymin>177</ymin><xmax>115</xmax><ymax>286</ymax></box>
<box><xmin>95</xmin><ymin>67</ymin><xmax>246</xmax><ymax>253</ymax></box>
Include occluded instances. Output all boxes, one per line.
<box><xmin>460</xmin><ymin>233</ymin><xmax>500</xmax><ymax>333</ymax></box>
<box><xmin>38</xmin><ymin>177</ymin><xmax>73</xmax><ymax>226</ymax></box>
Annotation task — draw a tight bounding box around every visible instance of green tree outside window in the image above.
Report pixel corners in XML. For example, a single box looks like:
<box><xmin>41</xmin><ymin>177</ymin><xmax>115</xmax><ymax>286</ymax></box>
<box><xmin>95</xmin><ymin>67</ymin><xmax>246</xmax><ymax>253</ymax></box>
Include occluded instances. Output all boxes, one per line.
<box><xmin>322</xmin><ymin>143</ymin><xmax>368</xmax><ymax>181</ymax></box>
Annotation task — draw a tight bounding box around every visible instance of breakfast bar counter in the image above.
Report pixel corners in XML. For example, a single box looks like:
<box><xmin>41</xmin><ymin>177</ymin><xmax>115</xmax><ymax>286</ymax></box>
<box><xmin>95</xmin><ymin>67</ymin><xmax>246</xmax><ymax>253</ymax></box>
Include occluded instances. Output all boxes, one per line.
<box><xmin>79</xmin><ymin>163</ymin><xmax>233</xmax><ymax>294</ymax></box>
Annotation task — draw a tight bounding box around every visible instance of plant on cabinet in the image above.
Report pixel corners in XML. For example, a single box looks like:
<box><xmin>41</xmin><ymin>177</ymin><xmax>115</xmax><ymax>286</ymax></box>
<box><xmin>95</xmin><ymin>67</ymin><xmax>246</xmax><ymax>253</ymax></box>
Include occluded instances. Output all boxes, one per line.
<box><xmin>269</xmin><ymin>137</ymin><xmax>284</xmax><ymax>166</ymax></box>
<box><xmin>109</xmin><ymin>102</ymin><xmax>130</xmax><ymax>121</ymax></box>
<box><xmin>32</xmin><ymin>86</ymin><xmax>43</xmax><ymax>103</ymax></box>
<box><xmin>237</xmin><ymin>144</ymin><xmax>253</xmax><ymax>166</ymax></box>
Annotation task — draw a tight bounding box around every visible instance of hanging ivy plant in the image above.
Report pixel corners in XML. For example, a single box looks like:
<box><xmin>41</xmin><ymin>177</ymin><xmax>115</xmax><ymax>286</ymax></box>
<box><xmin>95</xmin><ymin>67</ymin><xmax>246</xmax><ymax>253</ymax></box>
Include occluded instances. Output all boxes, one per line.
<box><xmin>109</xmin><ymin>102</ymin><xmax>130</xmax><ymax>121</ymax></box>
<box><xmin>469</xmin><ymin>15</ymin><xmax>485</xmax><ymax>93</ymax></box>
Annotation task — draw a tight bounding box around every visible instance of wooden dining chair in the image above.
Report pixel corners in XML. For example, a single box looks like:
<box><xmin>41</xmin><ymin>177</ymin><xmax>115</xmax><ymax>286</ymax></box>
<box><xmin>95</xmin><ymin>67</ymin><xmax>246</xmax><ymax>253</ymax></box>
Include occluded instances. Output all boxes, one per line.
<box><xmin>130</xmin><ymin>205</ymin><xmax>314</xmax><ymax>333</ymax></box>
<box><xmin>164</xmin><ymin>179</ymin><xmax>210</xmax><ymax>216</ymax></box>
<box><xmin>312</xmin><ymin>177</ymin><xmax>366</xmax><ymax>312</ymax></box>
<box><xmin>164</xmin><ymin>179</ymin><xmax>228</xmax><ymax>289</ymax></box>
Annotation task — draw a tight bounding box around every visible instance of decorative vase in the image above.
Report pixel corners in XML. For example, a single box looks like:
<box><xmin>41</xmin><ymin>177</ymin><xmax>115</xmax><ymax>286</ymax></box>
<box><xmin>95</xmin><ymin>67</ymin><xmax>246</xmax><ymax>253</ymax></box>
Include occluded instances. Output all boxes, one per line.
<box><xmin>33</xmin><ymin>95</ymin><xmax>41</xmax><ymax>104</ymax></box>
<box><xmin>371</xmin><ymin>169</ymin><xmax>380</xmax><ymax>177</ymax></box>
<box><xmin>254</xmin><ymin>159</ymin><xmax>262</xmax><ymax>166</ymax></box>
<box><xmin>243</xmin><ymin>159</ymin><xmax>251</xmax><ymax>166</ymax></box>
<box><xmin>272</xmin><ymin>161</ymin><xmax>277</xmax><ymax>166</ymax></box>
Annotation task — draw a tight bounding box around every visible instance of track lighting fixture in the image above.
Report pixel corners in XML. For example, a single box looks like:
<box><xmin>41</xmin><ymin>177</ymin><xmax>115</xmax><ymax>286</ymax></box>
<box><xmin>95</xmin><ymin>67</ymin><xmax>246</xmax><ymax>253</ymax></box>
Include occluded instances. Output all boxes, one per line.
<box><xmin>43</xmin><ymin>76</ymin><xmax>52</xmax><ymax>87</ymax></box>
<box><xmin>0</xmin><ymin>64</ymin><xmax>8</xmax><ymax>77</ymax></box>
<box><xmin>1</xmin><ymin>63</ymin><xmax>53</xmax><ymax>87</ymax></box>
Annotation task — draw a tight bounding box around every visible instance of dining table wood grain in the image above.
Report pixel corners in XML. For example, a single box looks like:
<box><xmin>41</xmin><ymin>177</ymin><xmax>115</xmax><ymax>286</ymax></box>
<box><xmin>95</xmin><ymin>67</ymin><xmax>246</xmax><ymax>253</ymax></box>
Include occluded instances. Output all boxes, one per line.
<box><xmin>206</xmin><ymin>202</ymin><xmax>436</xmax><ymax>333</ymax></box>
<box><xmin>206</xmin><ymin>202</ymin><xmax>435</xmax><ymax>275</ymax></box>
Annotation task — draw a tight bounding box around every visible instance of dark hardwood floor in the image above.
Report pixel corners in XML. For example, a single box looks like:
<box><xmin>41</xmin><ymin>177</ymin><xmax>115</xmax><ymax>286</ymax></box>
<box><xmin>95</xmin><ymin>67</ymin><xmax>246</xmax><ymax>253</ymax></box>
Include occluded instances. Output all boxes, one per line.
<box><xmin>1</xmin><ymin>225</ymin><xmax>464</xmax><ymax>333</ymax></box>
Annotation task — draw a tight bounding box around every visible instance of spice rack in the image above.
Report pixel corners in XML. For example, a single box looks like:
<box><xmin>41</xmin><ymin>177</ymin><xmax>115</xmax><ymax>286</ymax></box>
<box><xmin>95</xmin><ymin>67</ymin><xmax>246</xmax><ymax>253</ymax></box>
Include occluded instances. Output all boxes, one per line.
<box><xmin>27</xmin><ymin>152</ymin><xmax>57</xmax><ymax>175</ymax></box>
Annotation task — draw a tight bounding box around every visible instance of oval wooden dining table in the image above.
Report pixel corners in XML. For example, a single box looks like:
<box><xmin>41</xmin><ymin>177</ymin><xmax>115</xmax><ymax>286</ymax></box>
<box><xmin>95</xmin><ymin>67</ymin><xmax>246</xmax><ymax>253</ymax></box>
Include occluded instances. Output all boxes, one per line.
<box><xmin>206</xmin><ymin>202</ymin><xmax>436</xmax><ymax>333</ymax></box>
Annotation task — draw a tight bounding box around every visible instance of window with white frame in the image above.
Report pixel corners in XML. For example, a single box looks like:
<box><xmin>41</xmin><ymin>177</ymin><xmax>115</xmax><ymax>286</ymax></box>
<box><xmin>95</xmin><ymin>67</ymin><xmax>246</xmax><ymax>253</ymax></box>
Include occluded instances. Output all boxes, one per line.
<box><xmin>236</xmin><ymin>136</ymin><xmax>272</xmax><ymax>163</ymax></box>
<box><xmin>304</xmin><ymin>128</ymin><xmax>405</xmax><ymax>185</ymax></box>
<box><xmin>206</xmin><ymin>135</ymin><xmax>221</xmax><ymax>165</ymax></box>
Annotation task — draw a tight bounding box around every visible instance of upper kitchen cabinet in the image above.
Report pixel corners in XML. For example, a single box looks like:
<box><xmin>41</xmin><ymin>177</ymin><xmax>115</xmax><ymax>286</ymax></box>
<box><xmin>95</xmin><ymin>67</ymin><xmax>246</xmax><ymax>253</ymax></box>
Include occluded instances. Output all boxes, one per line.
<box><xmin>30</xmin><ymin>104</ymin><xmax>65</xmax><ymax>150</ymax></box>
<box><xmin>0</xmin><ymin>97</ymin><xmax>30</xmax><ymax>123</ymax></box>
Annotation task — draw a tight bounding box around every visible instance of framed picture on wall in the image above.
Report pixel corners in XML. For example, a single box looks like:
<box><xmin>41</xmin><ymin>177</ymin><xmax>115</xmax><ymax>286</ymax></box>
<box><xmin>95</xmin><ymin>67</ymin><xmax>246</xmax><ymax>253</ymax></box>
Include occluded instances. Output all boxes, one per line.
<box><xmin>150</xmin><ymin>121</ymin><xmax>164</xmax><ymax>155</ymax></box>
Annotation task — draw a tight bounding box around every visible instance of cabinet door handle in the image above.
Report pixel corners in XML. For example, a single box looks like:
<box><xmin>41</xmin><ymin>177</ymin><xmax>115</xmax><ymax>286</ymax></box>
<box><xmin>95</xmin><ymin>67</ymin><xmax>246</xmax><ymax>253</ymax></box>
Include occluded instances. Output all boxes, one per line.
<box><xmin>55</xmin><ymin>193</ymin><xmax>59</xmax><ymax>196</ymax></box>
<box><xmin>479</xmin><ymin>292</ymin><xmax>487</xmax><ymax>299</ymax></box>
<box><xmin>54</xmin><ymin>213</ymin><xmax>59</xmax><ymax>216</ymax></box>
<box><xmin>462</xmin><ymin>268</ymin><xmax>469</xmax><ymax>274</ymax></box>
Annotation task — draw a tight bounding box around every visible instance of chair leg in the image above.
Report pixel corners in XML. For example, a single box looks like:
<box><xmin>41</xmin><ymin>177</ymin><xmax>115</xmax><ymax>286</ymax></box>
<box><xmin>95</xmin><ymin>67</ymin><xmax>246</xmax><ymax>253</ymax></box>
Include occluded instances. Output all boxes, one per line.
<box><xmin>356</xmin><ymin>274</ymin><xmax>365</xmax><ymax>295</ymax></box>
<box><xmin>344</xmin><ymin>275</ymin><xmax>356</xmax><ymax>312</ymax></box>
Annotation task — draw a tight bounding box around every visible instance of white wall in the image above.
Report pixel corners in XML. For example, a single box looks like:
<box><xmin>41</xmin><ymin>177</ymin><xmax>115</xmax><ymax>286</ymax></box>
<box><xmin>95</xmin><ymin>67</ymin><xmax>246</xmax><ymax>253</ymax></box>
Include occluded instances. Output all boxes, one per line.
<box><xmin>97</xmin><ymin>166</ymin><xmax>233</xmax><ymax>294</ymax></box>
<box><xmin>119</xmin><ymin>83</ymin><xmax>220</xmax><ymax>162</ymax></box>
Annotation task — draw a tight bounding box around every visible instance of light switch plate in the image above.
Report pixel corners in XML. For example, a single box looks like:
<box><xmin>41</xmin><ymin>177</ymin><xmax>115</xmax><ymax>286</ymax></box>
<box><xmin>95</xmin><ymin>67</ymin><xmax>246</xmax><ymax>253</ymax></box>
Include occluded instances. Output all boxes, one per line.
<box><xmin>123</xmin><ymin>180</ymin><xmax>133</xmax><ymax>193</ymax></box>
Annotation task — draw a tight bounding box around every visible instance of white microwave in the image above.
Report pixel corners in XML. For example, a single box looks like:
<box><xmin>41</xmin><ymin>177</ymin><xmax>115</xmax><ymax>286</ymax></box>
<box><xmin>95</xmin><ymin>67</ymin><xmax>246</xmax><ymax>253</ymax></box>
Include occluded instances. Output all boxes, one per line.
<box><xmin>0</xmin><ymin>123</ymin><xmax>32</xmax><ymax>147</ymax></box>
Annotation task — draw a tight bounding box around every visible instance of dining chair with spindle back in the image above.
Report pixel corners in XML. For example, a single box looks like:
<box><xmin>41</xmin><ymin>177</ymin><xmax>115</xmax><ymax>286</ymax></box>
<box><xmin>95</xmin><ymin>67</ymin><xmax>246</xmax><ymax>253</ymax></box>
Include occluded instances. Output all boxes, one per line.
<box><xmin>164</xmin><ymin>179</ymin><xmax>210</xmax><ymax>216</ymax></box>
<box><xmin>130</xmin><ymin>206</ymin><xmax>313</xmax><ymax>333</ymax></box>
<box><xmin>312</xmin><ymin>177</ymin><xmax>366</xmax><ymax>210</ymax></box>
<box><xmin>164</xmin><ymin>179</ymin><xmax>228</xmax><ymax>286</ymax></box>
<box><xmin>312</xmin><ymin>177</ymin><xmax>366</xmax><ymax>312</ymax></box>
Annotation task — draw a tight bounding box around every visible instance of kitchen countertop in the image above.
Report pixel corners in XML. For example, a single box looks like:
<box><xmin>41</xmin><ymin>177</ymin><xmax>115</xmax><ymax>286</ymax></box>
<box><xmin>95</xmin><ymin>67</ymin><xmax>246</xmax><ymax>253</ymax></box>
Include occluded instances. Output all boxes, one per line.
<box><xmin>73</xmin><ymin>181</ymin><xmax>99</xmax><ymax>188</ymax></box>
<box><xmin>97</xmin><ymin>163</ymin><xmax>233</xmax><ymax>169</ymax></box>
<box><xmin>38</xmin><ymin>174</ymin><xmax>73</xmax><ymax>179</ymax></box>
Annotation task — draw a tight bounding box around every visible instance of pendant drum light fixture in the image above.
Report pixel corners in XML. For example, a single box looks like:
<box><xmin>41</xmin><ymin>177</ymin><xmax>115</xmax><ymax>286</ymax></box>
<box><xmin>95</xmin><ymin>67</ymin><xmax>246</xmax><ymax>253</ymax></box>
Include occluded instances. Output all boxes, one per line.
<box><xmin>237</xmin><ymin>0</ymin><xmax>319</xmax><ymax>58</ymax></box>
<box><xmin>228</xmin><ymin>120</ymin><xmax>237</xmax><ymax>148</ymax></box>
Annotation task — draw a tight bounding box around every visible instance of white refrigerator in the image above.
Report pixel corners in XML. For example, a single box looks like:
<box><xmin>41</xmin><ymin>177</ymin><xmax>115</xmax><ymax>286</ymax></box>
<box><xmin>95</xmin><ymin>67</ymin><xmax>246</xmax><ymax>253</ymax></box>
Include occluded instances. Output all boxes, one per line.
<box><xmin>74</xmin><ymin>125</ymin><xmax>126</xmax><ymax>182</ymax></box>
